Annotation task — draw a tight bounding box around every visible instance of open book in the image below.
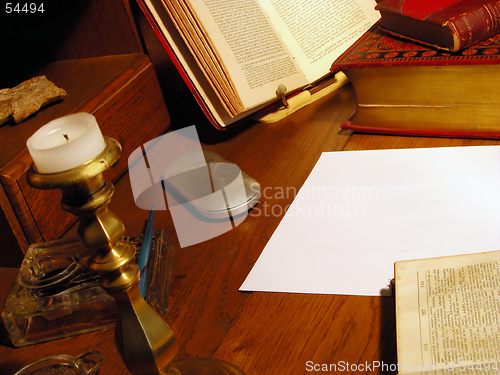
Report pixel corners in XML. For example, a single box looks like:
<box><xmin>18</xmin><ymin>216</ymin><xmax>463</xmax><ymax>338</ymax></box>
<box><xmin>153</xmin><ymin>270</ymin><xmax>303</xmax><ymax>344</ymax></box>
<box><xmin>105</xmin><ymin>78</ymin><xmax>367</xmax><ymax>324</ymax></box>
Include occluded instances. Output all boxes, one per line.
<box><xmin>137</xmin><ymin>0</ymin><xmax>380</xmax><ymax>128</ymax></box>
<box><xmin>395</xmin><ymin>250</ymin><xmax>500</xmax><ymax>374</ymax></box>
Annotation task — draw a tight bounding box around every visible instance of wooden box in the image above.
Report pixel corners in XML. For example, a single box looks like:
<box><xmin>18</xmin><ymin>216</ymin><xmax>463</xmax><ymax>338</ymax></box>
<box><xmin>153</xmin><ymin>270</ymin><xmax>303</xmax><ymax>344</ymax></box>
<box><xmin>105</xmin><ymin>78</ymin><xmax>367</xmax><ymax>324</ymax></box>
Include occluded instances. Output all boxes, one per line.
<box><xmin>0</xmin><ymin>54</ymin><xmax>171</xmax><ymax>257</ymax></box>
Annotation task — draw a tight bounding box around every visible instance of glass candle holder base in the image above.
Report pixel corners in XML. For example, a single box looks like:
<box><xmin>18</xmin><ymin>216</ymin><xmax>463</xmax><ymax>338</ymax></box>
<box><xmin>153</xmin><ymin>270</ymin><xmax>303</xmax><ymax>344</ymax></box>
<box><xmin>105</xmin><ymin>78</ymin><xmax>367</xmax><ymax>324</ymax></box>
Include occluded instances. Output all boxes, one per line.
<box><xmin>14</xmin><ymin>350</ymin><xmax>103</xmax><ymax>375</ymax></box>
<box><xmin>2</xmin><ymin>230</ymin><xmax>173</xmax><ymax>347</ymax></box>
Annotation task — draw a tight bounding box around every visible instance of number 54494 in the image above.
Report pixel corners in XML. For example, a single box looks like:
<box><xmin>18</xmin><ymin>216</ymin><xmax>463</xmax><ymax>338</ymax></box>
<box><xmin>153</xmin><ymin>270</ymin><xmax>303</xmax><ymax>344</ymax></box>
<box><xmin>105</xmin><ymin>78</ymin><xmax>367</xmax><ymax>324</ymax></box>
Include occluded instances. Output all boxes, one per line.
<box><xmin>5</xmin><ymin>3</ymin><xmax>45</xmax><ymax>13</ymax></box>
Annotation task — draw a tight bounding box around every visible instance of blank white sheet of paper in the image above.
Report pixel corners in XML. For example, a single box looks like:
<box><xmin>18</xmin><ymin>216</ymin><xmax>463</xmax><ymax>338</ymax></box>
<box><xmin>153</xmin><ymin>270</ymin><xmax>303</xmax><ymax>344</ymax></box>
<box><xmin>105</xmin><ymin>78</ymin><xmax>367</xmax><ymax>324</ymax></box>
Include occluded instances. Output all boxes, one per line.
<box><xmin>240</xmin><ymin>146</ymin><xmax>500</xmax><ymax>296</ymax></box>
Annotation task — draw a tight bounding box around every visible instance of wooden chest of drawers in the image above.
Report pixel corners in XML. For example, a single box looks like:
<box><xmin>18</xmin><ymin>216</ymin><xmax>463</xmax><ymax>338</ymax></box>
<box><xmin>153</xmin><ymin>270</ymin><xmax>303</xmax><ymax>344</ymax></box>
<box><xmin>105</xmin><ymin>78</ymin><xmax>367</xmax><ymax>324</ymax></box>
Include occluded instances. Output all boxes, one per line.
<box><xmin>0</xmin><ymin>54</ymin><xmax>171</xmax><ymax>262</ymax></box>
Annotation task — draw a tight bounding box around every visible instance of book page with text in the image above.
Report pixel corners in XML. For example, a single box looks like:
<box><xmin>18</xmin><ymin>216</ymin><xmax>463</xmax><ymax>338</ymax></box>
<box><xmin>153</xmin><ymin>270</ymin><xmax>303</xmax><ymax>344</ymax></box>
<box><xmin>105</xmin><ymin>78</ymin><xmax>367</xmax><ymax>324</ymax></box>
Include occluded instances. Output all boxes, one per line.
<box><xmin>143</xmin><ymin>0</ymin><xmax>280</xmax><ymax>127</ymax></box>
<box><xmin>188</xmin><ymin>0</ymin><xmax>309</xmax><ymax>110</ymax></box>
<box><xmin>395</xmin><ymin>251</ymin><xmax>500</xmax><ymax>373</ymax></box>
<box><xmin>258</xmin><ymin>0</ymin><xmax>380</xmax><ymax>81</ymax></box>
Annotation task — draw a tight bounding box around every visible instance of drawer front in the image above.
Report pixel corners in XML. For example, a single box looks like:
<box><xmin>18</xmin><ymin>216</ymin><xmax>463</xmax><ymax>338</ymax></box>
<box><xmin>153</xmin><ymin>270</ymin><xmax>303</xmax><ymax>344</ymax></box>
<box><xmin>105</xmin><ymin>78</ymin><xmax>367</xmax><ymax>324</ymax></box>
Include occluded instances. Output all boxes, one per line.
<box><xmin>1</xmin><ymin>57</ymin><xmax>170</xmax><ymax>251</ymax></box>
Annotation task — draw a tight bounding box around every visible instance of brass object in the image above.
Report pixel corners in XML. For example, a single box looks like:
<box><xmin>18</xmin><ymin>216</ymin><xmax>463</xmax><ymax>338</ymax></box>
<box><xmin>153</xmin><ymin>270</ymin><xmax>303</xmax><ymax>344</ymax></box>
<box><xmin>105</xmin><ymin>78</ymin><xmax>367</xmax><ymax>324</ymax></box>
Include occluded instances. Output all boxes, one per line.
<box><xmin>27</xmin><ymin>136</ymin><xmax>245</xmax><ymax>375</ymax></box>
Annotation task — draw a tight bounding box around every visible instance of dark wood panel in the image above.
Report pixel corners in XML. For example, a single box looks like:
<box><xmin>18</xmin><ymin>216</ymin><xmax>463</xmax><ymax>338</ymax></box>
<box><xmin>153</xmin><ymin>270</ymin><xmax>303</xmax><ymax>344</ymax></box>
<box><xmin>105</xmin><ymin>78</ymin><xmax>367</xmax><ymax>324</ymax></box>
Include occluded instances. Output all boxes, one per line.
<box><xmin>0</xmin><ymin>55</ymin><xmax>146</xmax><ymax>169</ymax></box>
<box><xmin>1</xmin><ymin>0</ymin><xmax>143</xmax><ymax>87</ymax></box>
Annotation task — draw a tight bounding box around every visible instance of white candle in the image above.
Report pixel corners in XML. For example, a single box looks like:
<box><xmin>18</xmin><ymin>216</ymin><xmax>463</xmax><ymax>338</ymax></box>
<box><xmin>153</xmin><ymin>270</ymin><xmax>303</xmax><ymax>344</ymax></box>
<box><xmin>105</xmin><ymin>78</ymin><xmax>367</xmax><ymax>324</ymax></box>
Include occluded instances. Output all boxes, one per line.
<box><xmin>27</xmin><ymin>112</ymin><xmax>106</xmax><ymax>174</ymax></box>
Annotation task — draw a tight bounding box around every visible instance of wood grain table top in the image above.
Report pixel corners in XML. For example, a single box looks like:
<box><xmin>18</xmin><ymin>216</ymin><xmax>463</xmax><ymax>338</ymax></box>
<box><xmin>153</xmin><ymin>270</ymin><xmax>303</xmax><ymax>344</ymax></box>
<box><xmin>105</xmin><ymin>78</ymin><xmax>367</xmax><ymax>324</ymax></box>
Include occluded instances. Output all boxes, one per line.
<box><xmin>2</xmin><ymin>77</ymin><xmax>499</xmax><ymax>375</ymax></box>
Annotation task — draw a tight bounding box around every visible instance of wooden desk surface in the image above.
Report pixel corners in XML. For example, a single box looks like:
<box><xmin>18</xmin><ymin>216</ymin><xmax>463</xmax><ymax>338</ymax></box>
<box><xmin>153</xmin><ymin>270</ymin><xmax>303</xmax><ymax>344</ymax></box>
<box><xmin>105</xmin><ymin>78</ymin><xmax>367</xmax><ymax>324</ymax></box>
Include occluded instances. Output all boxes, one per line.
<box><xmin>2</xmin><ymin>82</ymin><xmax>500</xmax><ymax>375</ymax></box>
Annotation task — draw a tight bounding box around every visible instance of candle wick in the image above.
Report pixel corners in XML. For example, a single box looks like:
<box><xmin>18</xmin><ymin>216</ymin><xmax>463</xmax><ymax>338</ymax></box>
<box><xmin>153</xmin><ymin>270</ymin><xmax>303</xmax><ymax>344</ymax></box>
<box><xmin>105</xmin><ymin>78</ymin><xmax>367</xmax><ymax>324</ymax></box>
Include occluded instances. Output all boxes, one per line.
<box><xmin>63</xmin><ymin>134</ymin><xmax>70</xmax><ymax>142</ymax></box>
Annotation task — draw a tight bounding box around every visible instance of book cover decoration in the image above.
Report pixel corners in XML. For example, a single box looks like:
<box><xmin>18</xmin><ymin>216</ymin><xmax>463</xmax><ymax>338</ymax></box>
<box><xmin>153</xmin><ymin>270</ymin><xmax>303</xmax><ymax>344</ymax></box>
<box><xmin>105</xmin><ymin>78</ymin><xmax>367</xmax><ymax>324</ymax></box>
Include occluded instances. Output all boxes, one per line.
<box><xmin>333</xmin><ymin>25</ymin><xmax>500</xmax><ymax>70</ymax></box>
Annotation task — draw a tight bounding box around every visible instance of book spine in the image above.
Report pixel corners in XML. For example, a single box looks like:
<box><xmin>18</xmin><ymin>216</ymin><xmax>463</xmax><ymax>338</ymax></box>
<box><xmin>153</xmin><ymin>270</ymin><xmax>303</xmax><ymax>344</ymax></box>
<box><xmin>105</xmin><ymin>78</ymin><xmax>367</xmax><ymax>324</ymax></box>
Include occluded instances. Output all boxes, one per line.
<box><xmin>430</xmin><ymin>1</ymin><xmax>500</xmax><ymax>51</ymax></box>
<box><xmin>341</xmin><ymin>120</ymin><xmax>500</xmax><ymax>139</ymax></box>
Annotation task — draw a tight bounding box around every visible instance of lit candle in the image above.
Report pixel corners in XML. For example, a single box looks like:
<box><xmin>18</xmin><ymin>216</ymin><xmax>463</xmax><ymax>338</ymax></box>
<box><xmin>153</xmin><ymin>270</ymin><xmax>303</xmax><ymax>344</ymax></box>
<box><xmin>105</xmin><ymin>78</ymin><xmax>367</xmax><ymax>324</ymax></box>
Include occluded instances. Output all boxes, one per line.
<box><xmin>27</xmin><ymin>112</ymin><xmax>106</xmax><ymax>174</ymax></box>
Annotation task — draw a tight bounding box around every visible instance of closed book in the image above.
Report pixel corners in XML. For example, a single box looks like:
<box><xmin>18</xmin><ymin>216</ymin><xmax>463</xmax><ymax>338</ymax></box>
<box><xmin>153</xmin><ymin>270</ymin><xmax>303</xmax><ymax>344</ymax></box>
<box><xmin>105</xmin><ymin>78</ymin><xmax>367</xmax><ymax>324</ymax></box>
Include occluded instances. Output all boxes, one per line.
<box><xmin>376</xmin><ymin>0</ymin><xmax>500</xmax><ymax>52</ymax></box>
<box><xmin>330</xmin><ymin>25</ymin><xmax>500</xmax><ymax>139</ymax></box>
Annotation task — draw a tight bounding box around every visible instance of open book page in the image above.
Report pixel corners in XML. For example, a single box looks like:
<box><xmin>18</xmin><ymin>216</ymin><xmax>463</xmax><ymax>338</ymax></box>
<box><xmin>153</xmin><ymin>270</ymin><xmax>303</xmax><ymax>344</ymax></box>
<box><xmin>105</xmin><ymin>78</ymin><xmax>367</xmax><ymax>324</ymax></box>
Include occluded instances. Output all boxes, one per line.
<box><xmin>161</xmin><ymin>0</ymin><xmax>244</xmax><ymax>116</ymax></box>
<box><xmin>188</xmin><ymin>0</ymin><xmax>308</xmax><ymax>110</ymax></box>
<box><xmin>143</xmin><ymin>0</ymin><xmax>275</xmax><ymax>127</ymax></box>
<box><xmin>395</xmin><ymin>251</ymin><xmax>500</xmax><ymax>373</ymax></box>
<box><xmin>258</xmin><ymin>0</ymin><xmax>380</xmax><ymax>82</ymax></box>
<box><xmin>150</xmin><ymin>0</ymin><xmax>379</xmax><ymax>116</ymax></box>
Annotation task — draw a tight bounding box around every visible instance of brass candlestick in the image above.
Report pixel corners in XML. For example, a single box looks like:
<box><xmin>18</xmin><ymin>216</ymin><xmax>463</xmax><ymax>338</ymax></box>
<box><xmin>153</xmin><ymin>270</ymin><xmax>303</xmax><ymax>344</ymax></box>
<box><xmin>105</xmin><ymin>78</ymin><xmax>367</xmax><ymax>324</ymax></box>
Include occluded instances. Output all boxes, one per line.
<box><xmin>27</xmin><ymin>136</ymin><xmax>244</xmax><ymax>375</ymax></box>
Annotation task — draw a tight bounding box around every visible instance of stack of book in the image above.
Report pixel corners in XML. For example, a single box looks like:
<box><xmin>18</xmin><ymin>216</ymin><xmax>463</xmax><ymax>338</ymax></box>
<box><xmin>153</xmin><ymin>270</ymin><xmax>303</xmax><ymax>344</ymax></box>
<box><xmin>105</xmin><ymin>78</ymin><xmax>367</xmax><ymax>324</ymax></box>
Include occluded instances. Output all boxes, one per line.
<box><xmin>331</xmin><ymin>0</ymin><xmax>500</xmax><ymax>138</ymax></box>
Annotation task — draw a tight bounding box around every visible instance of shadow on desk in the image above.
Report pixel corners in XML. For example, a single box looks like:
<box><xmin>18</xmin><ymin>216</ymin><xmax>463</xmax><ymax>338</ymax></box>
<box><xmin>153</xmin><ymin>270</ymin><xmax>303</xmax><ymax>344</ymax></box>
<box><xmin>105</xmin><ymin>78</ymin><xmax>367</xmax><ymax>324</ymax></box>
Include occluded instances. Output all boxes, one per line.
<box><xmin>380</xmin><ymin>296</ymin><xmax>398</xmax><ymax>374</ymax></box>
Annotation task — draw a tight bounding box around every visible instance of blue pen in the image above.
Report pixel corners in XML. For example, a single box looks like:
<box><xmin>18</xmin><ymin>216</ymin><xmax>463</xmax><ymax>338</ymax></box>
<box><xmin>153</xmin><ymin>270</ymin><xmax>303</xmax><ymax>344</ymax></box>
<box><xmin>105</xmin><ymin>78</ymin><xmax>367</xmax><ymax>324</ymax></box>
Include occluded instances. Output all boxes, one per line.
<box><xmin>138</xmin><ymin>206</ymin><xmax>154</xmax><ymax>297</ymax></box>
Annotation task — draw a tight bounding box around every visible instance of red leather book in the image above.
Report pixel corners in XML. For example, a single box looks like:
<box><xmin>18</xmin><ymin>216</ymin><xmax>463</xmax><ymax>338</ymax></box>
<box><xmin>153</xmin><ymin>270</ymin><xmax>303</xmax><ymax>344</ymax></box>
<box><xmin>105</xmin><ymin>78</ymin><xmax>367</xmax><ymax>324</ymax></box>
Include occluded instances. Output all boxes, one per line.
<box><xmin>330</xmin><ymin>25</ymin><xmax>500</xmax><ymax>139</ymax></box>
<box><xmin>376</xmin><ymin>0</ymin><xmax>500</xmax><ymax>52</ymax></box>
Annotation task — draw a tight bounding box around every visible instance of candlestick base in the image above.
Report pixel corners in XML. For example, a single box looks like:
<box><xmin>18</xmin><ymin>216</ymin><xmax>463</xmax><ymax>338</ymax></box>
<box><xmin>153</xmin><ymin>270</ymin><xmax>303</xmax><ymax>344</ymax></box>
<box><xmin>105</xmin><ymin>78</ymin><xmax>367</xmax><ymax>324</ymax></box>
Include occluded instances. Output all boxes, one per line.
<box><xmin>165</xmin><ymin>358</ymin><xmax>245</xmax><ymax>375</ymax></box>
<box><xmin>26</xmin><ymin>132</ymin><xmax>246</xmax><ymax>375</ymax></box>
